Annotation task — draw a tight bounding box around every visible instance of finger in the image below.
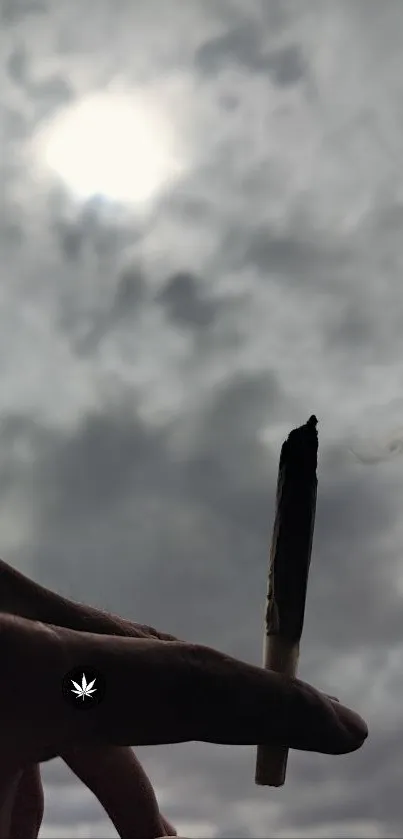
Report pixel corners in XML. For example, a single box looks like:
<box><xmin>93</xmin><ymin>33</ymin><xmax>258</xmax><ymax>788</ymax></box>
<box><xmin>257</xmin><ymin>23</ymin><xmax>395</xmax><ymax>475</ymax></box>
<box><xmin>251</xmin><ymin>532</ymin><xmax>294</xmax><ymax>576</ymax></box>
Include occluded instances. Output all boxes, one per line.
<box><xmin>3</xmin><ymin>615</ymin><xmax>367</xmax><ymax>758</ymax></box>
<box><xmin>61</xmin><ymin>629</ymin><xmax>368</xmax><ymax>754</ymax></box>
<box><xmin>62</xmin><ymin>745</ymin><xmax>165</xmax><ymax>839</ymax></box>
<box><xmin>10</xmin><ymin>764</ymin><xmax>44</xmax><ymax>839</ymax></box>
<box><xmin>161</xmin><ymin>814</ymin><xmax>177</xmax><ymax>835</ymax></box>
<box><xmin>0</xmin><ymin>558</ymin><xmax>180</xmax><ymax>641</ymax></box>
<box><xmin>0</xmin><ymin>768</ymin><xmax>23</xmax><ymax>839</ymax></box>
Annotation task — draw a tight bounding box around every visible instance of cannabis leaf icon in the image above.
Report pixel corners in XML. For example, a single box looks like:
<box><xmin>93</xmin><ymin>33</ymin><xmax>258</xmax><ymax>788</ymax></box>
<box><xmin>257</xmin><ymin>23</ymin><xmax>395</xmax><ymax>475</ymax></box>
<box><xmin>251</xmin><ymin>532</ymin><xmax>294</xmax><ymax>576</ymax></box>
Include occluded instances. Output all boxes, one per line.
<box><xmin>71</xmin><ymin>672</ymin><xmax>97</xmax><ymax>701</ymax></box>
<box><xmin>62</xmin><ymin>665</ymin><xmax>106</xmax><ymax>709</ymax></box>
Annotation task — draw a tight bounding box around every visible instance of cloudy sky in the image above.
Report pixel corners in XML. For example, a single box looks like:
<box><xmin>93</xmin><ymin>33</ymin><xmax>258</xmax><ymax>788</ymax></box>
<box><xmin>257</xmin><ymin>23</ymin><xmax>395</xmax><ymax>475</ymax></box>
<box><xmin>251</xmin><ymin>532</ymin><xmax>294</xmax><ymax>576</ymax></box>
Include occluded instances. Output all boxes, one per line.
<box><xmin>1</xmin><ymin>0</ymin><xmax>403</xmax><ymax>835</ymax></box>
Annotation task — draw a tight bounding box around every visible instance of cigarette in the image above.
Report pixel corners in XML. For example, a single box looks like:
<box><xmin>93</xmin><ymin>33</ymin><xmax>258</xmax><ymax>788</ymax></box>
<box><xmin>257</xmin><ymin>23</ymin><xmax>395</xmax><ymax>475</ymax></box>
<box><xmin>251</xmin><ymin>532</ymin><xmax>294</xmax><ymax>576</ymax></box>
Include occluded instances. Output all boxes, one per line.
<box><xmin>255</xmin><ymin>415</ymin><xmax>319</xmax><ymax>787</ymax></box>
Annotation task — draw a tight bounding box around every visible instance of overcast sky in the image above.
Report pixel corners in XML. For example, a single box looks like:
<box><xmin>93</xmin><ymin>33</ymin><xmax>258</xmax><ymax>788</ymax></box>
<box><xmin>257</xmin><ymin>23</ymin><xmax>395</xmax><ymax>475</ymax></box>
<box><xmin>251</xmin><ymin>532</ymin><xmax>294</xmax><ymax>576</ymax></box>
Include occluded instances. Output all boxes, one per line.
<box><xmin>1</xmin><ymin>0</ymin><xmax>403</xmax><ymax>836</ymax></box>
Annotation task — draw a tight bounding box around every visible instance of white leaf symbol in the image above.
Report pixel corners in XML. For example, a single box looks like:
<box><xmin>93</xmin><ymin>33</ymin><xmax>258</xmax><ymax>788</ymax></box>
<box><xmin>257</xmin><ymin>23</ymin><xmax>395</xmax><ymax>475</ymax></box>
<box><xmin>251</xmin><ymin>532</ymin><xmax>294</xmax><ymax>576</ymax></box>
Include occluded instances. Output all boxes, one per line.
<box><xmin>71</xmin><ymin>673</ymin><xmax>97</xmax><ymax>701</ymax></box>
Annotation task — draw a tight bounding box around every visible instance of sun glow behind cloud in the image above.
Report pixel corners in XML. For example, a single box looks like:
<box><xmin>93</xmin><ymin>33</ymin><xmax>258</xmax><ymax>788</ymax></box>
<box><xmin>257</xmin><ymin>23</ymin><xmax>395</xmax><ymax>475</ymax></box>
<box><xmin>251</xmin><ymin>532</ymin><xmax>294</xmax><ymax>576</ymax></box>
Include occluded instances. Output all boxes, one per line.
<box><xmin>32</xmin><ymin>90</ymin><xmax>188</xmax><ymax>207</ymax></box>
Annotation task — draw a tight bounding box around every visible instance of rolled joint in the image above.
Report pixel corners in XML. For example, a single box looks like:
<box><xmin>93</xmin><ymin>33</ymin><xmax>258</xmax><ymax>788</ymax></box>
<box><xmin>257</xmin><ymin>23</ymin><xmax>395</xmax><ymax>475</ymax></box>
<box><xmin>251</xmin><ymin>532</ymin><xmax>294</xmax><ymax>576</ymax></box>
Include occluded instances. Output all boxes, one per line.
<box><xmin>263</xmin><ymin>635</ymin><xmax>300</xmax><ymax>678</ymax></box>
<box><xmin>255</xmin><ymin>635</ymin><xmax>300</xmax><ymax>787</ymax></box>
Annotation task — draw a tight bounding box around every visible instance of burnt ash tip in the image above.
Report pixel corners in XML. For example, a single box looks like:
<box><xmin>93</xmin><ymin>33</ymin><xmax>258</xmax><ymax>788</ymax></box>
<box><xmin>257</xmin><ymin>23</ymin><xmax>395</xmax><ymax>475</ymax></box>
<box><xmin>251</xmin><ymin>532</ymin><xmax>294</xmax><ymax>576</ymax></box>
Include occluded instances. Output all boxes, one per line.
<box><xmin>280</xmin><ymin>414</ymin><xmax>319</xmax><ymax>471</ymax></box>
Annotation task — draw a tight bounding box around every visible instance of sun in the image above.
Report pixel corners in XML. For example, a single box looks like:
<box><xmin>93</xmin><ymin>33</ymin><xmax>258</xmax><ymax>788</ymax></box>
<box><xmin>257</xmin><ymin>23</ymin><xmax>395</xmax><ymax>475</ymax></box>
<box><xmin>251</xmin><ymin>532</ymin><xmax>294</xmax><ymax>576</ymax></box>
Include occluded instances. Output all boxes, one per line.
<box><xmin>33</xmin><ymin>90</ymin><xmax>186</xmax><ymax>207</ymax></box>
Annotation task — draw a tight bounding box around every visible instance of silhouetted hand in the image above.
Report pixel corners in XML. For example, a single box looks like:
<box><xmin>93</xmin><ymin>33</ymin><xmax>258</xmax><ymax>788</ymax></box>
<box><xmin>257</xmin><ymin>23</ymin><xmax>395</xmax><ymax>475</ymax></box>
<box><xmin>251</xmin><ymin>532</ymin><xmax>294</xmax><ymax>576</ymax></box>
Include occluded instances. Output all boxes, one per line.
<box><xmin>0</xmin><ymin>559</ymin><xmax>368</xmax><ymax>838</ymax></box>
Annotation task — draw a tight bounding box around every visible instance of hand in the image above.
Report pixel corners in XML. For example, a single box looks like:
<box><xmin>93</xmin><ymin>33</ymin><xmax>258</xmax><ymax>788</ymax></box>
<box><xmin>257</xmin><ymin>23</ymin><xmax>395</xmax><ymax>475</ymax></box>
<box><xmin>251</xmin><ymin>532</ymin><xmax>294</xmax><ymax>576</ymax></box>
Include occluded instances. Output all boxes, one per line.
<box><xmin>0</xmin><ymin>559</ymin><xmax>368</xmax><ymax>838</ymax></box>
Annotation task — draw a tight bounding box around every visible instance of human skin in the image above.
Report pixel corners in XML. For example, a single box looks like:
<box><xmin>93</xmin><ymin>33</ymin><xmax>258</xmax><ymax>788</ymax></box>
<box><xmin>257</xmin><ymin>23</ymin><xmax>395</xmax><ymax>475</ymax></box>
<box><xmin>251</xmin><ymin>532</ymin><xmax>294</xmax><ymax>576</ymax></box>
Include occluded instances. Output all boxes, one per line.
<box><xmin>0</xmin><ymin>558</ymin><xmax>368</xmax><ymax>838</ymax></box>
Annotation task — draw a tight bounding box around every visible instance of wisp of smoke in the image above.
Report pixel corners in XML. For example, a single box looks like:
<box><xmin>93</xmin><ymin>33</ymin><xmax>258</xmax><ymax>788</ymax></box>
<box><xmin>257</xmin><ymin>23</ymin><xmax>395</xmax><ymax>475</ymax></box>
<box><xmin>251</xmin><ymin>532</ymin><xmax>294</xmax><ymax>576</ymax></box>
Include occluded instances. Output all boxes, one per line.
<box><xmin>347</xmin><ymin>426</ymin><xmax>403</xmax><ymax>464</ymax></box>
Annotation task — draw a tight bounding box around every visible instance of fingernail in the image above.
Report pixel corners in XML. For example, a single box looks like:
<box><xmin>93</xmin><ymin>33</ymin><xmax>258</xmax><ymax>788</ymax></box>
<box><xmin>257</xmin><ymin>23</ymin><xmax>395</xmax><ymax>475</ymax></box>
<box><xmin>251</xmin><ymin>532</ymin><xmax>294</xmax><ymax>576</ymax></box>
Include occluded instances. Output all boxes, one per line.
<box><xmin>331</xmin><ymin>700</ymin><xmax>368</xmax><ymax>745</ymax></box>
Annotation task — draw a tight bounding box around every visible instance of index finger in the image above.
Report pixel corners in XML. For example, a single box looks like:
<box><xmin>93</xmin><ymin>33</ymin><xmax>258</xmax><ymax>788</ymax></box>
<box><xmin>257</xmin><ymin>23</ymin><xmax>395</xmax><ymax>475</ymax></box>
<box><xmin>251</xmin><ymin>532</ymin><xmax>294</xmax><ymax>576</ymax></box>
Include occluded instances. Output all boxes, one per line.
<box><xmin>0</xmin><ymin>558</ymin><xmax>180</xmax><ymax>641</ymax></box>
<box><xmin>3</xmin><ymin>616</ymin><xmax>368</xmax><ymax>760</ymax></box>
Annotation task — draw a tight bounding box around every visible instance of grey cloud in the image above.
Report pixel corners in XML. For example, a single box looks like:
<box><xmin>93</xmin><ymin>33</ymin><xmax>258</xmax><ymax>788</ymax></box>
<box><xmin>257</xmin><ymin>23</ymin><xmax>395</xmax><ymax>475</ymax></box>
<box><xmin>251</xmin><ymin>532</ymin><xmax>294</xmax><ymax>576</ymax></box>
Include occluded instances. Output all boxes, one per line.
<box><xmin>2</xmin><ymin>106</ymin><xmax>27</xmax><ymax>142</ymax></box>
<box><xmin>280</xmin><ymin>729</ymin><xmax>403</xmax><ymax>832</ymax></box>
<box><xmin>55</xmin><ymin>246</ymin><xmax>246</xmax><ymax>361</ymax></box>
<box><xmin>77</xmin><ymin>265</ymin><xmax>147</xmax><ymax>354</ymax></box>
<box><xmin>52</xmin><ymin>196</ymin><xmax>143</xmax><ymax>260</ymax></box>
<box><xmin>36</xmin><ymin>405</ymin><xmax>166</xmax><ymax>521</ymax></box>
<box><xmin>195</xmin><ymin>23</ymin><xmax>306</xmax><ymax>86</ymax></box>
<box><xmin>113</xmin><ymin>265</ymin><xmax>147</xmax><ymax>315</ymax></box>
<box><xmin>4</xmin><ymin>43</ymin><xmax>74</xmax><ymax>133</ymax></box>
<box><xmin>1</xmin><ymin>0</ymin><xmax>47</xmax><ymax>25</ymax></box>
<box><xmin>55</xmin><ymin>260</ymin><xmax>147</xmax><ymax>356</ymax></box>
<box><xmin>195</xmin><ymin>24</ymin><xmax>261</xmax><ymax>74</ymax></box>
<box><xmin>30</xmin><ymin>74</ymin><xmax>73</xmax><ymax>120</ymax></box>
<box><xmin>38</xmin><ymin>786</ymin><xmax>105</xmax><ymax>826</ymax></box>
<box><xmin>242</xmin><ymin>226</ymin><xmax>351</xmax><ymax>288</ymax></box>
<box><xmin>157</xmin><ymin>275</ymin><xmax>251</xmax><ymax>366</ymax></box>
<box><xmin>6</xmin><ymin>45</ymin><xmax>28</xmax><ymax>85</ymax></box>
<box><xmin>377</xmin><ymin>203</ymin><xmax>403</xmax><ymax>234</ymax></box>
<box><xmin>54</xmin><ymin>221</ymin><xmax>84</xmax><ymax>262</ymax></box>
<box><xmin>47</xmin><ymin>196</ymin><xmax>148</xmax><ymax>355</ymax></box>
<box><xmin>53</xmin><ymin>208</ymin><xmax>122</xmax><ymax>263</ymax></box>
<box><xmin>160</xmin><ymin>193</ymin><xmax>216</xmax><ymax>225</ymax></box>
<box><xmin>0</xmin><ymin>413</ymin><xmax>57</xmax><ymax>466</ymax></box>
<box><xmin>156</xmin><ymin>271</ymin><xmax>217</xmax><ymax>330</ymax></box>
<box><xmin>266</xmin><ymin>44</ymin><xmax>307</xmax><ymax>86</ymax></box>
<box><xmin>328</xmin><ymin>299</ymin><xmax>373</xmax><ymax>354</ymax></box>
<box><xmin>187</xmin><ymin>369</ymin><xmax>284</xmax><ymax>462</ymax></box>
<box><xmin>0</xmin><ymin>210</ymin><xmax>23</xmax><ymax>252</ymax></box>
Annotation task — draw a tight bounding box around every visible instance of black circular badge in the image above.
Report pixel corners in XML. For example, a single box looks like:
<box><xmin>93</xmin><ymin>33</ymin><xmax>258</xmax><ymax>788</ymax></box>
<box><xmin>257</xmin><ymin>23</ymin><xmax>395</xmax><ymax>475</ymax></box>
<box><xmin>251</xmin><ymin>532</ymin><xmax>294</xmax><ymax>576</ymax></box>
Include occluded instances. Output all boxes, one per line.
<box><xmin>61</xmin><ymin>665</ymin><xmax>106</xmax><ymax>710</ymax></box>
